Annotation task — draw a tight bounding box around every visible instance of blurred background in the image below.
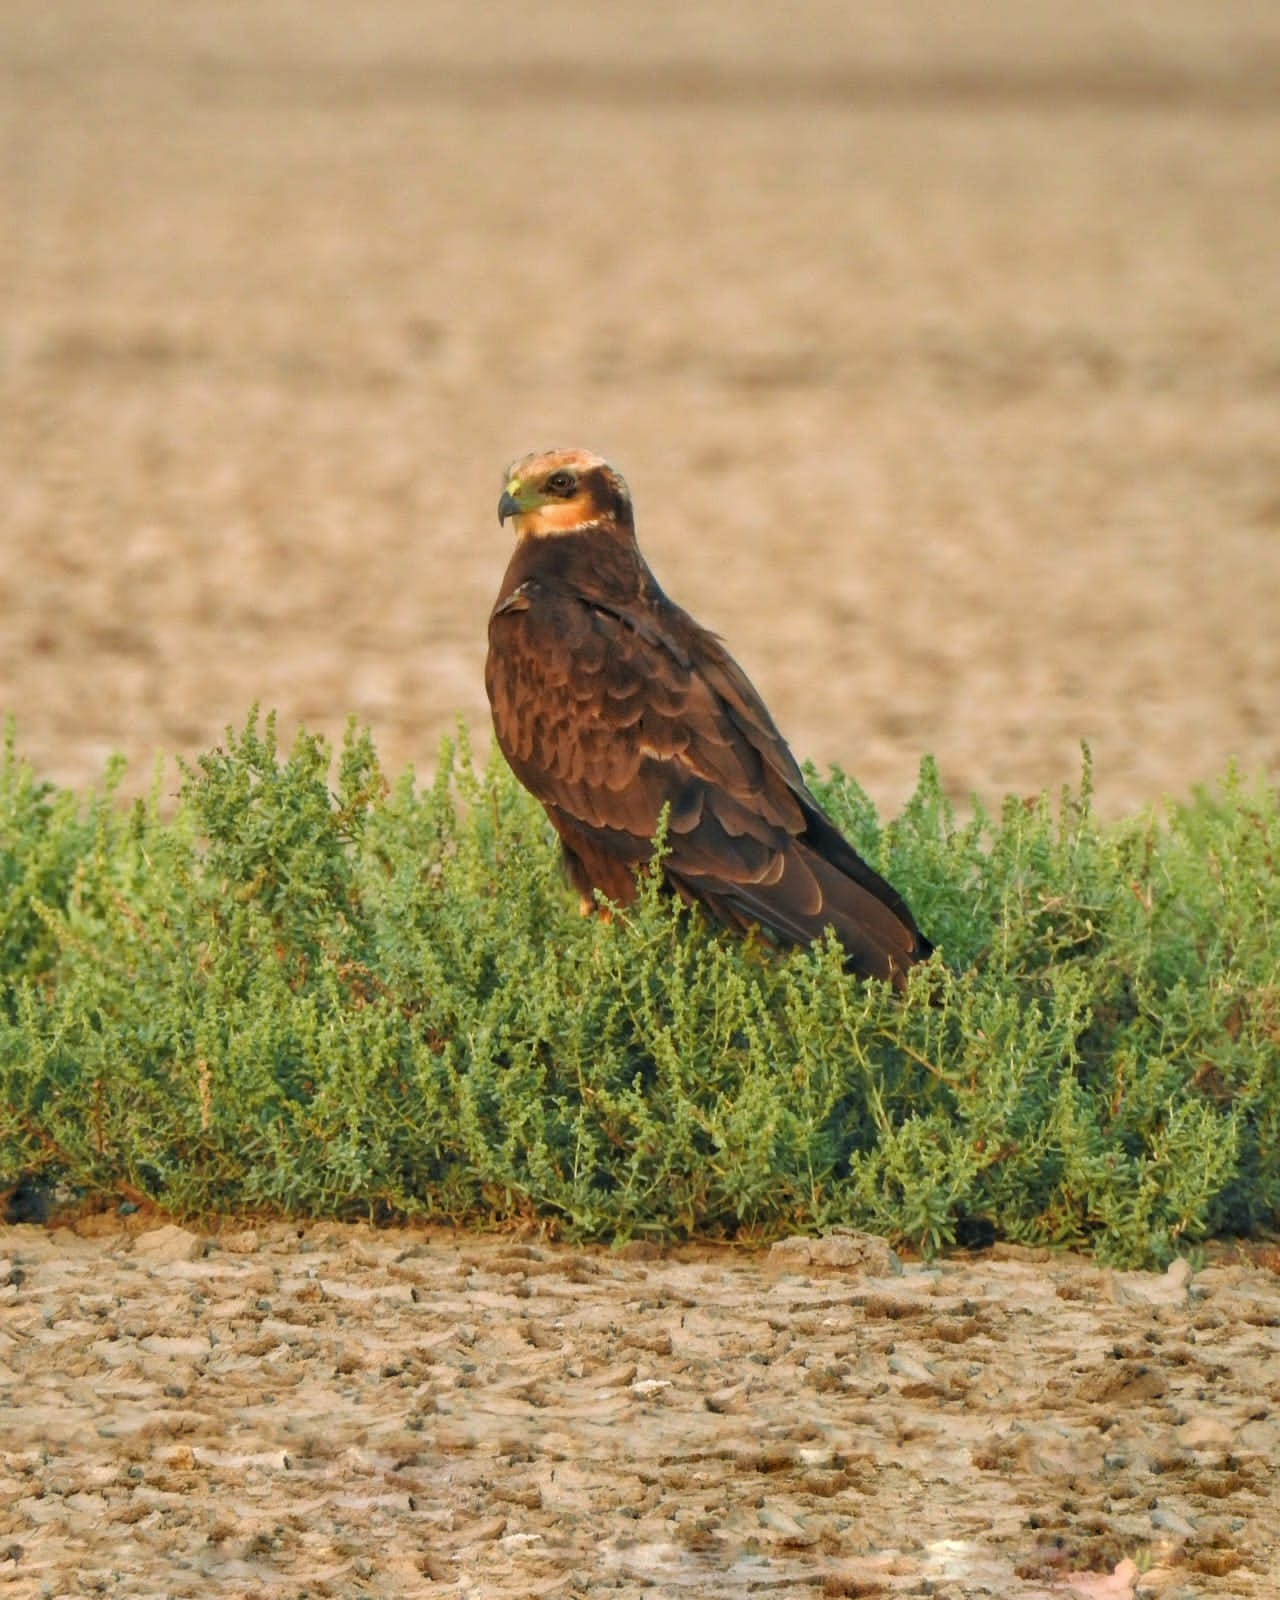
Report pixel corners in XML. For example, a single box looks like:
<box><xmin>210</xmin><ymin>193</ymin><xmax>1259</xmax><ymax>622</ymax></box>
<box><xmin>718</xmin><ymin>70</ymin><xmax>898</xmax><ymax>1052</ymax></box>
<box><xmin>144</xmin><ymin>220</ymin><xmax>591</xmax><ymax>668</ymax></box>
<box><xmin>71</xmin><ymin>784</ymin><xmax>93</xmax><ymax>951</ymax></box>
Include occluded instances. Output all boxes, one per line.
<box><xmin>1</xmin><ymin>0</ymin><xmax>1278</xmax><ymax>814</ymax></box>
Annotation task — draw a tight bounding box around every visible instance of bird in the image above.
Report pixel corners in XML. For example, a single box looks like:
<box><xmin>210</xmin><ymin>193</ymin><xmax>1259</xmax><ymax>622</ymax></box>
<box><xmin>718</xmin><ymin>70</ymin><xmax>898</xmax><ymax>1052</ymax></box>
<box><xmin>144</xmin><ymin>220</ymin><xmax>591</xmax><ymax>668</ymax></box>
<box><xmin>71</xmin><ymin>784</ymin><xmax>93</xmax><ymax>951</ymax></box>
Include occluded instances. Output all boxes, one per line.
<box><xmin>484</xmin><ymin>447</ymin><xmax>933</xmax><ymax>988</ymax></box>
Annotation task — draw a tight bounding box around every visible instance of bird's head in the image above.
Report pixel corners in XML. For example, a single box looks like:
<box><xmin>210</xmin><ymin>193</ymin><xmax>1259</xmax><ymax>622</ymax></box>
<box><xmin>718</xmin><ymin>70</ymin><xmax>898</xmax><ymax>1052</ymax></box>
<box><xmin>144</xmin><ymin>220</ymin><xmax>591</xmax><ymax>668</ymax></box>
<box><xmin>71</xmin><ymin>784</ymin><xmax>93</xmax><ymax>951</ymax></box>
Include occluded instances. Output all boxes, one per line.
<box><xmin>497</xmin><ymin>448</ymin><xmax>634</xmax><ymax>539</ymax></box>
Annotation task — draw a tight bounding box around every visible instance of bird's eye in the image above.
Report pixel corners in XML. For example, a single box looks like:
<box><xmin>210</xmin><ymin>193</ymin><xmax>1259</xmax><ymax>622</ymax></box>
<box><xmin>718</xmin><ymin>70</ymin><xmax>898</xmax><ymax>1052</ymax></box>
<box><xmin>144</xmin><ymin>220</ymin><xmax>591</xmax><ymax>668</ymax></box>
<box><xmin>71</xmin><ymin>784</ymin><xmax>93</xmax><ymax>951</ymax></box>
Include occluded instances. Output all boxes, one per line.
<box><xmin>544</xmin><ymin>471</ymin><xmax>577</xmax><ymax>497</ymax></box>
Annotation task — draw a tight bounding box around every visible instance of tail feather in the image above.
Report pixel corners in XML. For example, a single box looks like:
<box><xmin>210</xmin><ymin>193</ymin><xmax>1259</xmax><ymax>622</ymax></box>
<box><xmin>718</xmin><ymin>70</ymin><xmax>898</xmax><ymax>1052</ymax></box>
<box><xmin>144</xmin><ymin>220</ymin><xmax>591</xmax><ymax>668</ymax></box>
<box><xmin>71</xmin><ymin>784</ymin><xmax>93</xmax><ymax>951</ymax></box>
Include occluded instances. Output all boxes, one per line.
<box><xmin>673</xmin><ymin>836</ymin><xmax>931</xmax><ymax>990</ymax></box>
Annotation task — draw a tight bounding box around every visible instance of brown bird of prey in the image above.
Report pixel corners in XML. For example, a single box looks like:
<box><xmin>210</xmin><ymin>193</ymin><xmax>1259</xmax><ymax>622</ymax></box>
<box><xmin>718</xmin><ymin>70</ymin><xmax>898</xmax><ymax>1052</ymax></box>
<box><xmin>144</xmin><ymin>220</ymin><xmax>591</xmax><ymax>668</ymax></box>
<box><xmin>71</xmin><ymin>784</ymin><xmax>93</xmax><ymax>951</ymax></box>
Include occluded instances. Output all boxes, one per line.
<box><xmin>485</xmin><ymin>448</ymin><xmax>933</xmax><ymax>987</ymax></box>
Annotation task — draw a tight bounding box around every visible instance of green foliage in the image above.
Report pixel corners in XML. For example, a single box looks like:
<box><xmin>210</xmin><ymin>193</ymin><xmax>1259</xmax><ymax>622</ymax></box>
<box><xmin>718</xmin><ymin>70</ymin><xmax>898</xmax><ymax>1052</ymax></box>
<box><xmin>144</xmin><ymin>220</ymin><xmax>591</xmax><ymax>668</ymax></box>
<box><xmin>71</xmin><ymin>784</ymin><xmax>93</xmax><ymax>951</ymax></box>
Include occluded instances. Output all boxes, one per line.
<box><xmin>1</xmin><ymin>711</ymin><xmax>1276</xmax><ymax>1266</ymax></box>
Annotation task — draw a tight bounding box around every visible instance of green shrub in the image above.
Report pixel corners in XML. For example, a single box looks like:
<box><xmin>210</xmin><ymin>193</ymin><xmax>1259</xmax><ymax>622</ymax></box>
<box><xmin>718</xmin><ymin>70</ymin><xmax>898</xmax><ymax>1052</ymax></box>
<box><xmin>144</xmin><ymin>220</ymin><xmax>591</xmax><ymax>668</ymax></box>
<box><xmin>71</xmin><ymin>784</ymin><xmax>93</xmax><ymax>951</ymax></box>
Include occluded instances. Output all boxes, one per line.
<box><xmin>0</xmin><ymin>711</ymin><xmax>1275</xmax><ymax>1265</ymax></box>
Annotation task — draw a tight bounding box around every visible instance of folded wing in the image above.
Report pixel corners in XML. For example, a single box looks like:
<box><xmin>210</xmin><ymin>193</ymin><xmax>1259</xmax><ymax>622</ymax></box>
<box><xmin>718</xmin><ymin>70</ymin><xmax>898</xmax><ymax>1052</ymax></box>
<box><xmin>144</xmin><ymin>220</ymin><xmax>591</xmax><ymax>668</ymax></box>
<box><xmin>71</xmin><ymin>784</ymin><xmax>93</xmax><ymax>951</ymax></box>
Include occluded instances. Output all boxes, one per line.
<box><xmin>486</xmin><ymin>582</ymin><xmax>931</xmax><ymax>985</ymax></box>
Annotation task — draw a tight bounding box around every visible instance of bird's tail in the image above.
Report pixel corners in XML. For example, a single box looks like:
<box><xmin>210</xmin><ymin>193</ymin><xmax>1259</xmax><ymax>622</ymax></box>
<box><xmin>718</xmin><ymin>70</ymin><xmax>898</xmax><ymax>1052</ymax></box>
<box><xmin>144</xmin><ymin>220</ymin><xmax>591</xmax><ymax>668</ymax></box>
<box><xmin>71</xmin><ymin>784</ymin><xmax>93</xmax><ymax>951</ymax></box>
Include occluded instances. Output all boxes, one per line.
<box><xmin>674</xmin><ymin>837</ymin><xmax>931</xmax><ymax>990</ymax></box>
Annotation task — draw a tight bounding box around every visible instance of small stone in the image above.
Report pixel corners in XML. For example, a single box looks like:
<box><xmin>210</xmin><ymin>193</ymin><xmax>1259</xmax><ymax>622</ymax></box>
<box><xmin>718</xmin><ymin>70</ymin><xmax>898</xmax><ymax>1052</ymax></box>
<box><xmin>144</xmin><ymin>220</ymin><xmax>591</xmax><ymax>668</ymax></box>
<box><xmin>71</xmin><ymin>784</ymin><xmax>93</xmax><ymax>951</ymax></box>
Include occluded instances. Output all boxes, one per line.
<box><xmin>705</xmin><ymin>1384</ymin><xmax>746</xmax><ymax>1414</ymax></box>
<box><xmin>619</xmin><ymin>1327</ymin><xmax>673</xmax><ymax>1356</ymax></box>
<box><xmin>614</xmin><ymin>1239</ymin><xmax>662</xmax><ymax>1260</ymax></box>
<box><xmin>1150</xmin><ymin>1505</ymin><xmax>1196</xmax><ymax>1538</ymax></box>
<box><xmin>1176</xmin><ymin>1415</ymin><xmax>1234</xmax><ymax>1453</ymax></box>
<box><xmin>439</xmin><ymin>1514</ymin><xmax>506</xmax><ymax>1547</ymax></box>
<box><xmin>1108</xmin><ymin>1258</ymin><xmax>1194</xmax><ymax>1307</ymax></box>
<box><xmin>594</xmin><ymin>1361</ymin><xmax>638</xmax><ymax>1388</ymax></box>
<box><xmin>139</xmin><ymin>1333</ymin><xmax>211</xmax><ymax>1359</ymax></box>
<box><xmin>217</xmin><ymin>1229</ymin><xmax>260</xmax><ymax>1255</ymax></box>
<box><xmin>768</xmin><ymin>1231</ymin><xmax>900</xmax><ymax>1276</ymax></box>
<box><xmin>758</xmin><ymin>1506</ymin><xmax>816</xmax><ymax>1545</ymax></box>
<box><xmin>888</xmin><ymin>1351</ymin><xmax>942</xmax><ymax>1391</ymax></box>
<box><xmin>132</xmin><ymin>1225</ymin><xmax>205</xmax><ymax>1265</ymax></box>
<box><xmin>1164</xmin><ymin>1257</ymin><xmax>1193</xmax><ymax>1290</ymax></box>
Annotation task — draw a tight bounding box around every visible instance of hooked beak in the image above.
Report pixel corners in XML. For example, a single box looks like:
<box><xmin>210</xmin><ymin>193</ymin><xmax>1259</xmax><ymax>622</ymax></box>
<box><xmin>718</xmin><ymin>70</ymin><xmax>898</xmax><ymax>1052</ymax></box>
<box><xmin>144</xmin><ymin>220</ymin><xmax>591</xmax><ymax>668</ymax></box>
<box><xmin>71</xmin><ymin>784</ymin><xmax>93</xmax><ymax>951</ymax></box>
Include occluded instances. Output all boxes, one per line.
<box><xmin>497</xmin><ymin>488</ymin><xmax>522</xmax><ymax>525</ymax></box>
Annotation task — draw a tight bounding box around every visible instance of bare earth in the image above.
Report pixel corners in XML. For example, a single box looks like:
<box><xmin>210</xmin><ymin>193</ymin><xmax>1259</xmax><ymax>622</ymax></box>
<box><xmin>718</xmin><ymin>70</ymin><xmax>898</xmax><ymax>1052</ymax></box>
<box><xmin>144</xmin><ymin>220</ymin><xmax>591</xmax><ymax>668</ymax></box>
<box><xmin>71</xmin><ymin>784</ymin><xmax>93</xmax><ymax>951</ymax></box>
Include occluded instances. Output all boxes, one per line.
<box><xmin>2</xmin><ymin>1</ymin><xmax>1279</xmax><ymax>813</ymax></box>
<box><xmin>3</xmin><ymin>3</ymin><xmax>1280</xmax><ymax>1596</ymax></box>
<box><xmin>2</xmin><ymin>1221</ymin><xmax>1279</xmax><ymax>1599</ymax></box>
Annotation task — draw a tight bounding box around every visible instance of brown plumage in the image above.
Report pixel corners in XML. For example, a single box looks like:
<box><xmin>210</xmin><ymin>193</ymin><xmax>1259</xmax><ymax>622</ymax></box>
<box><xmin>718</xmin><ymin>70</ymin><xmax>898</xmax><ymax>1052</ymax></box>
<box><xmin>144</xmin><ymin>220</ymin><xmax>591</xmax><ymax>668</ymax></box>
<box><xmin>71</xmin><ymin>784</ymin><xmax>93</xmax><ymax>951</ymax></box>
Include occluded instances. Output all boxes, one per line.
<box><xmin>485</xmin><ymin>448</ymin><xmax>933</xmax><ymax>987</ymax></box>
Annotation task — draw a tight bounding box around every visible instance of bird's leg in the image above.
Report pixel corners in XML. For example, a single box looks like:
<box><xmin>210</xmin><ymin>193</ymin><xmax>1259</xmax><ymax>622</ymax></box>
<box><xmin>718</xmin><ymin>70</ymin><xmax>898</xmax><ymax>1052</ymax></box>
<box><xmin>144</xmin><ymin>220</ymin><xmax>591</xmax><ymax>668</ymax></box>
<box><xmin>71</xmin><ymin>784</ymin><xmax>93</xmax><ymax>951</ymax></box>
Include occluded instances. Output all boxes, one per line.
<box><xmin>579</xmin><ymin>895</ymin><xmax>613</xmax><ymax>924</ymax></box>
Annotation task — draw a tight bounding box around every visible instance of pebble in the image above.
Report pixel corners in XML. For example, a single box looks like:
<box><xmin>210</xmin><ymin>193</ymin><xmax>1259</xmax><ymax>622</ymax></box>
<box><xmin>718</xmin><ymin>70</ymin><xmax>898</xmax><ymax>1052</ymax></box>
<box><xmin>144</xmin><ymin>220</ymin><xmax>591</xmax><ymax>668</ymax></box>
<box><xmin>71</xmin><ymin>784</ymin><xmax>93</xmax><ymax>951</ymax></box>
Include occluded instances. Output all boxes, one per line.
<box><xmin>1106</xmin><ymin>1257</ymin><xmax>1194</xmax><ymax>1307</ymax></box>
<box><xmin>1150</xmin><ymin>1504</ymin><xmax>1197</xmax><ymax>1538</ymax></box>
<box><xmin>768</xmin><ymin>1232</ymin><xmax>901</xmax><ymax>1275</ymax></box>
<box><xmin>131</xmin><ymin>1226</ymin><xmax>205</xmax><ymax>1265</ymax></box>
<box><xmin>1175</xmin><ymin>1415</ymin><xmax>1235</xmax><ymax>1453</ymax></box>
<box><xmin>758</xmin><ymin>1506</ymin><xmax>816</xmax><ymax>1545</ymax></box>
<box><xmin>216</xmin><ymin>1228</ymin><xmax>260</xmax><ymax>1255</ymax></box>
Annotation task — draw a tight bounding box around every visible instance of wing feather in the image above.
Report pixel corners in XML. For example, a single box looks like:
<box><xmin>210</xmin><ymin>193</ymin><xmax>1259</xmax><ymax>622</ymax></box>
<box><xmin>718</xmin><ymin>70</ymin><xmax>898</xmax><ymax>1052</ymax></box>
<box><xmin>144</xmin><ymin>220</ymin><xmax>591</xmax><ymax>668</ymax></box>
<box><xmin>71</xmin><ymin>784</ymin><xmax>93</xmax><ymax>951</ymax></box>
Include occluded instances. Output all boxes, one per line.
<box><xmin>486</xmin><ymin>573</ymin><xmax>929</xmax><ymax>985</ymax></box>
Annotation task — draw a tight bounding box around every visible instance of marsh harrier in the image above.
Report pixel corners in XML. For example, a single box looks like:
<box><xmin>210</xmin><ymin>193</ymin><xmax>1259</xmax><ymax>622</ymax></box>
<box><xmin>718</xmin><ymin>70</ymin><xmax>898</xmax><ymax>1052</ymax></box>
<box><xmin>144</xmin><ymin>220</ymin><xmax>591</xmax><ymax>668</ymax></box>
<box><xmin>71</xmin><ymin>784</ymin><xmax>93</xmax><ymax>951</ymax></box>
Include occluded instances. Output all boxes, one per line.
<box><xmin>485</xmin><ymin>448</ymin><xmax>932</xmax><ymax>987</ymax></box>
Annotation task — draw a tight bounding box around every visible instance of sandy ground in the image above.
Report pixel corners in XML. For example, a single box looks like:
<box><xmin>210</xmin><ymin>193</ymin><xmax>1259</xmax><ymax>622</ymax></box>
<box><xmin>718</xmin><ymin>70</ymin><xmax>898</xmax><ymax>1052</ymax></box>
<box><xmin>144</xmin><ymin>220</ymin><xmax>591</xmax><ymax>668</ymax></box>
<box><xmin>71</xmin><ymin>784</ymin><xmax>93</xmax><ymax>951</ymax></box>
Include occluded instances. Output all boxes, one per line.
<box><xmin>4</xmin><ymin>4</ymin><xmax>1280</xmax><ymax>1596</ymax></box>
<box><xmin>1</xmin><ymin>1220</ymin><xmax>1278</xmax><ymax>1599</ymax></box>
<box><xmin>1</xmin><ymin>1</ymin><xmax>1279</xmax><ymax>813</ymax></box>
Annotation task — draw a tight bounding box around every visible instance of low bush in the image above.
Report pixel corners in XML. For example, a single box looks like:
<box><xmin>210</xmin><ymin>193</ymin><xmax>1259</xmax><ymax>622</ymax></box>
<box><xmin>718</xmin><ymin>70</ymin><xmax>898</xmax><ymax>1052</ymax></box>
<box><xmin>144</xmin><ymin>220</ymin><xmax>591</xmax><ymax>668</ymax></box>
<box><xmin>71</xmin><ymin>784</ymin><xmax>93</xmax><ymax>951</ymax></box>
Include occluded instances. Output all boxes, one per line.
<box><xmin>0</xmin><ymin>712</ymin><xmax>1275</xmax><ymax>1265</ymax></box>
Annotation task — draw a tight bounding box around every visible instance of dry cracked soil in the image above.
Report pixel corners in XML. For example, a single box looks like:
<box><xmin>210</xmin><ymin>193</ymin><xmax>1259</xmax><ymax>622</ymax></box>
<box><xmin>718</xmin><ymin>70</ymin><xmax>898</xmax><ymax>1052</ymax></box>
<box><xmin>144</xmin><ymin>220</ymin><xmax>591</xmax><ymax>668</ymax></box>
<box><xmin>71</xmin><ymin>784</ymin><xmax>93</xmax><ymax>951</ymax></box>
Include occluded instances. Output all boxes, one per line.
<box><xmin>2</xmin><ymin>1221</ymin><xmax>1279</xmax><ymax>1599</ymax></box>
